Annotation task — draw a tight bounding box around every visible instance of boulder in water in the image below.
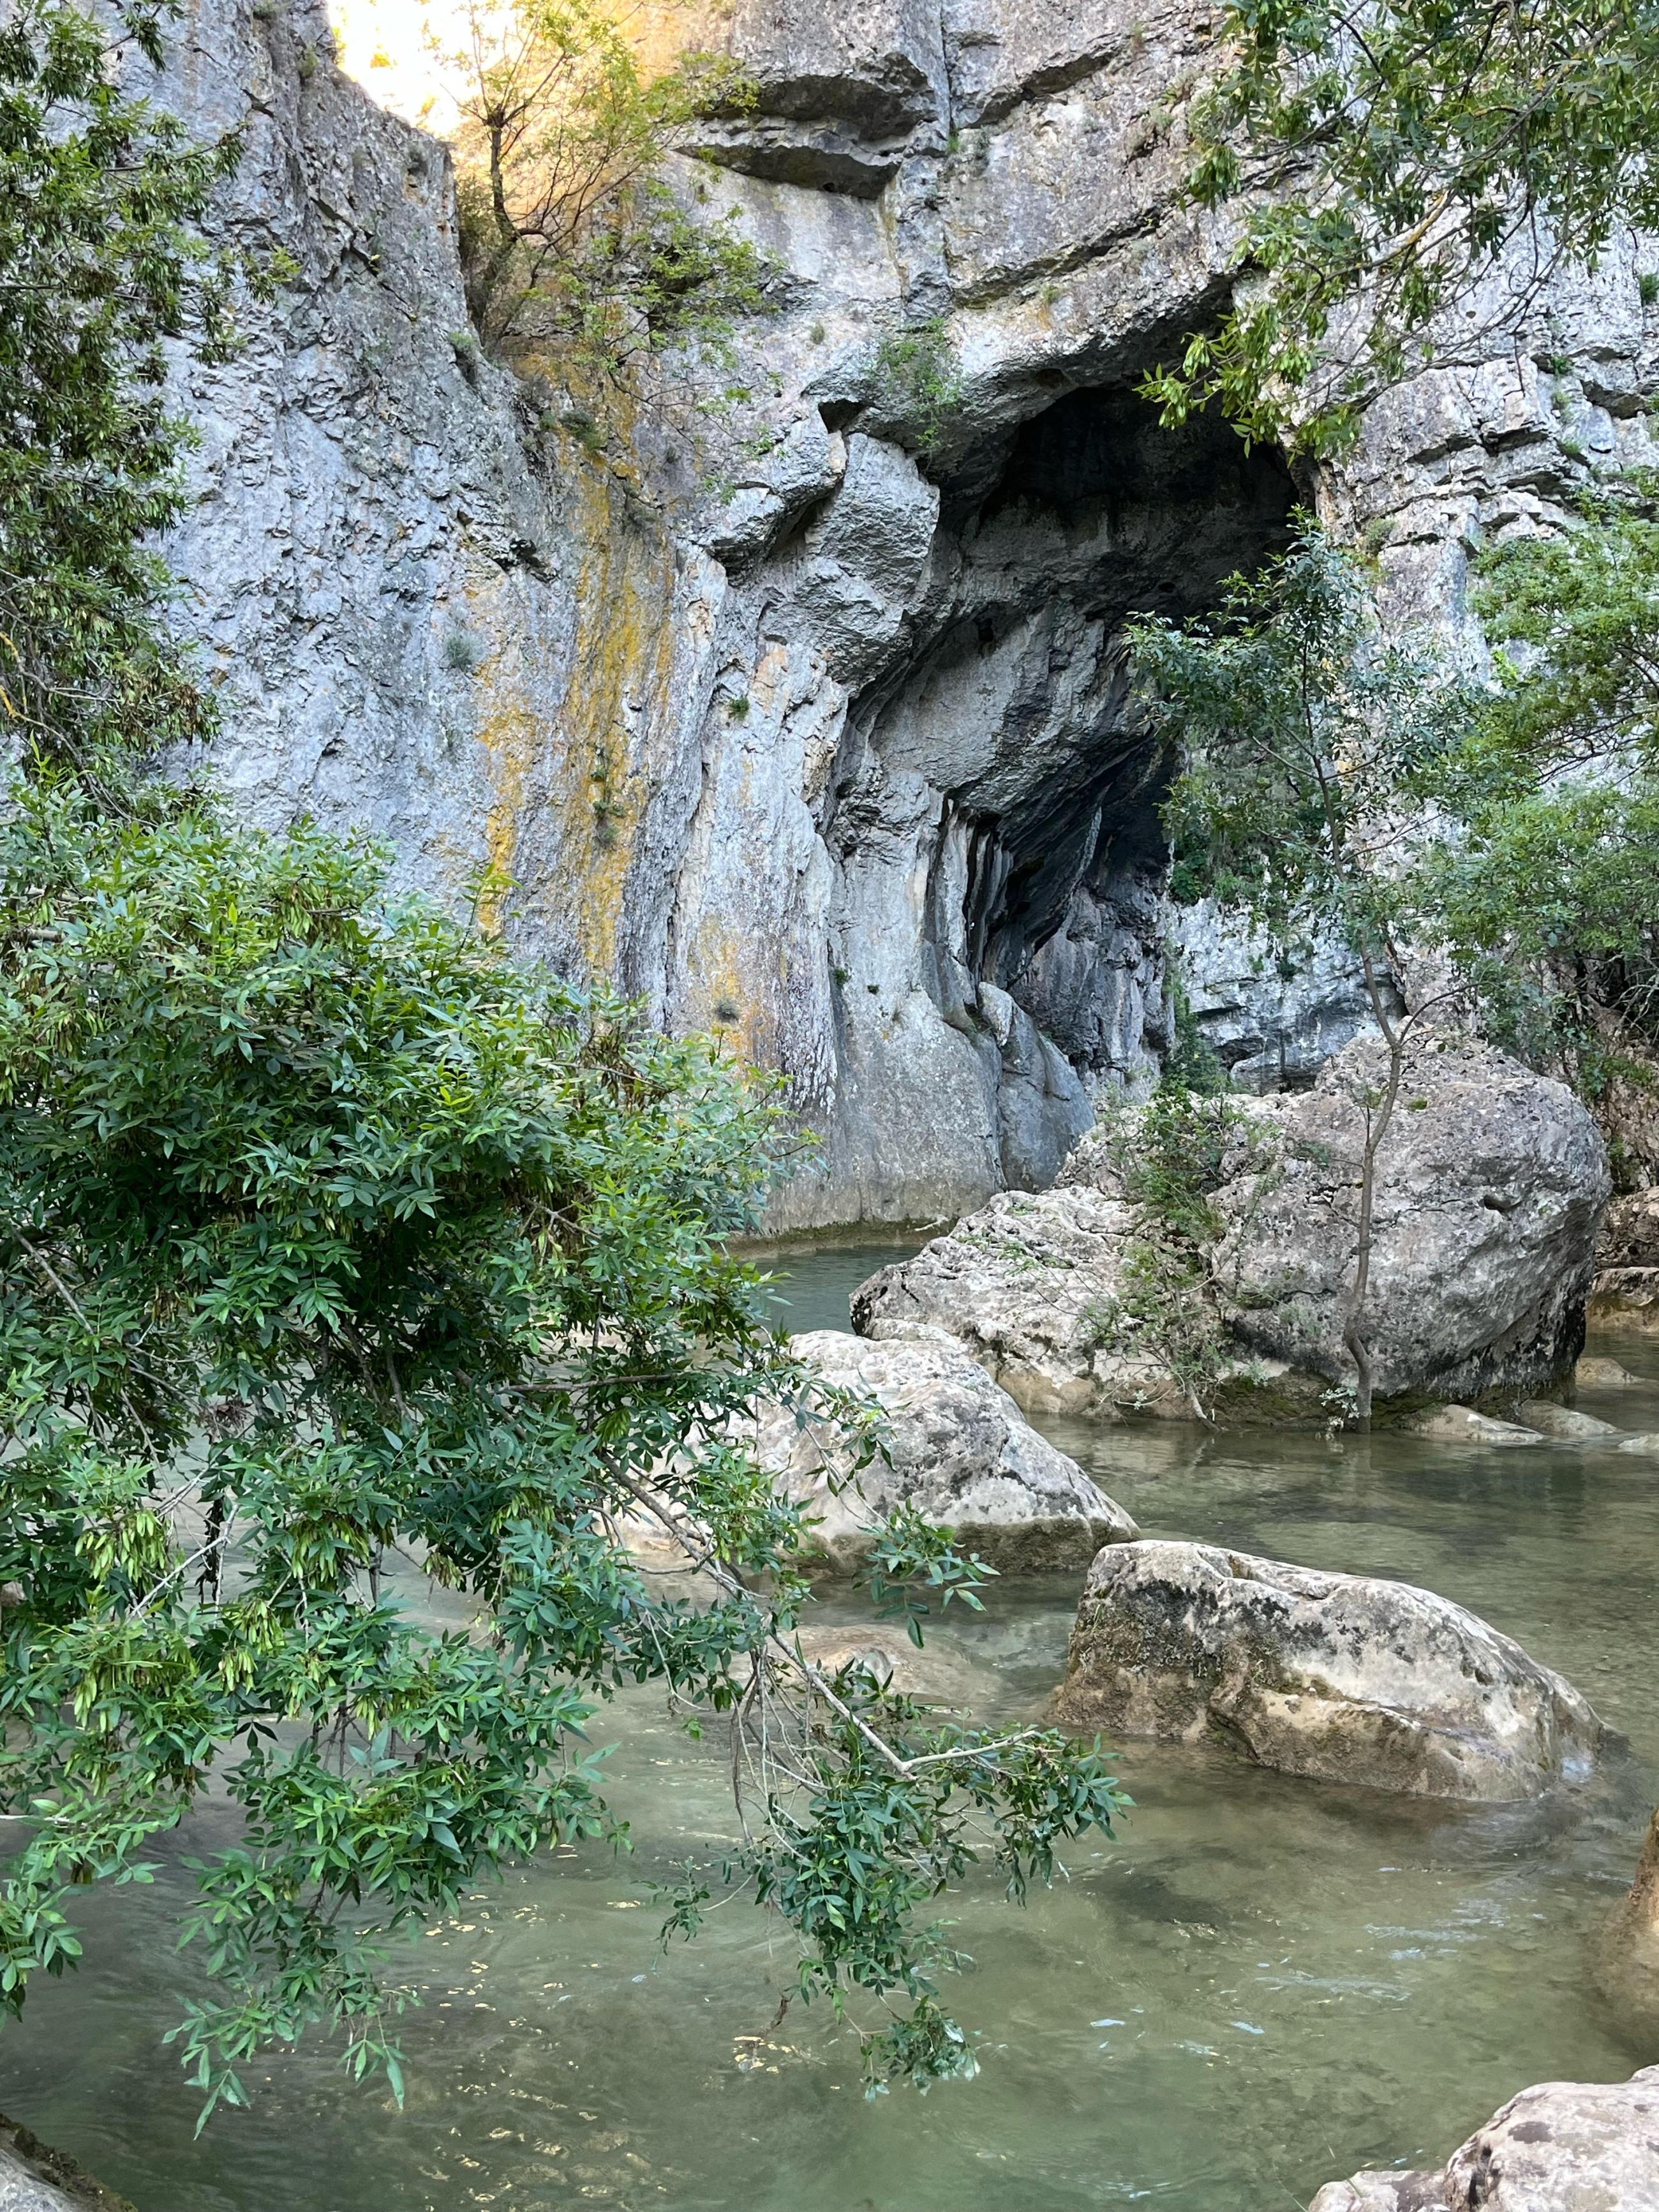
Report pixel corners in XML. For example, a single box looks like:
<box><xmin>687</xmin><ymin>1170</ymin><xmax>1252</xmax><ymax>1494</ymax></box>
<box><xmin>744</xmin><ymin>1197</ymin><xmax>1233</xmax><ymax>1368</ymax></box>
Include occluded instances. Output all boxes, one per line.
<box><xmin>1406</xmin><ymin>1405</ymin><xmax>1545</xmax><ymax>1447</ymax></box>
<box><xmin>1210</xmin><ymin>1036</ymin><xmax>1610</xmax><ymax>1403</ymax></box>
<box><xmin>1309</xmin><ymin>2066</ymin><xmax>1659</xmax><ymax>2211</ymax></box>
<box><xmin>850</xmin><ymin>1186</ymin><xmax>1190</xmax><ymax>1417</ymax></box>
<box><xmin>1055</xmin><ymin>1539</ymin><xmax>1604</xmax><ymax>1800</ymax></box>
<box><xmin>1515</xmin><ymin>1400</ymin><xmax>1621</xmax><ymax>1440</ymax></box>
<box><xmin>759</xmin><ymin>1328</ymin><xmax>1136</xmax><ymax>1572</ymax></box>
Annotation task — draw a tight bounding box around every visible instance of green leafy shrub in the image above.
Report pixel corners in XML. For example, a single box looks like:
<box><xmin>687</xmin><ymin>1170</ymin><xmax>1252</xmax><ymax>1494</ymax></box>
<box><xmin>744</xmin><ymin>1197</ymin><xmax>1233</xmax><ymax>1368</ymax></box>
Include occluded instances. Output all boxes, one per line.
<box><xmin>872</xmin><ymin>318</ymin><xmax>964</xmax><ymax>458</ymax></box>
<box><xmin>0</xmin><ymin>1</ymin><xmax>1131</xmax><ymax>2123</ymax></box>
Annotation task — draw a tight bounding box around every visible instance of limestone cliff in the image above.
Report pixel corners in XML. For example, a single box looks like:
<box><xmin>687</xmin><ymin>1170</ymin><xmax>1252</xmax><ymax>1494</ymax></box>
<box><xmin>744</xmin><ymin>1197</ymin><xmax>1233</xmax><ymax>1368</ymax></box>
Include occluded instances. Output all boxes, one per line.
<box><xmin>137</xmin><ymin>0</ymin><xmax>1659</xmax><ymax>1228</ymax></box>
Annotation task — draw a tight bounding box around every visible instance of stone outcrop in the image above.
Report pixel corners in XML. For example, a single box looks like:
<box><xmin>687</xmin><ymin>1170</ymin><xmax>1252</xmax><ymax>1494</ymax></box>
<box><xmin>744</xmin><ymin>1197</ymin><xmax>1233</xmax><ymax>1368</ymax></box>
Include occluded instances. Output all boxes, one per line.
<box><xmin>755</xmin><ymin>1327</ymin><xmax>1135</xmax><ymax>1569</ymax></box>
<box><xmin>1590</xmin><ymin>1185</ymin><xmax>1659</xmax><ymax>1327</ymax></box>
<box><xmin>853</xmin><ymin>1036</ymin><xmax>1609</xmax><ymax>1417</ymax></box>
<box><xmin>1210</xmin><ymin>1036</ymin><xmax>1611</xmax><ymax>1402</ymax></box>
<box><xmin>131</xmin><ymin>1</ymin><xmax>1659</xmax><ymax>1233</ymax></box>
<box><xmin>1168</xmin><ymin>905</ymin><xmax>1397</xmax><ymax>1093</ymax></box>
<box><xmin>1055</xmin><ymin>1540</ymin><xmax>1605</xmax><ymax>1799</ymax></box>
<box><xmin>1309</xmin><ymin>2068</ymin><xmax>1659</xmax><ymax>2212</ymax></box>
<box><xmin>0</xmin><ymin>2117</ymin><xmax>131</xmax><ymax>2212</ymax></box>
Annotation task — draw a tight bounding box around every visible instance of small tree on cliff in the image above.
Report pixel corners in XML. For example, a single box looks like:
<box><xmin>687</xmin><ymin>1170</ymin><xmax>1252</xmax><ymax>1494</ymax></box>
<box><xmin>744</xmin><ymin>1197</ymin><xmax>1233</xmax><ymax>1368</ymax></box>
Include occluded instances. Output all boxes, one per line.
<box><xmin>1424</xmin><ymin>474</ymin><xmax>1659</xmax><ymax>1160</ymax></box>
<box><xmin>0</xmin><ymin>0</ymin><xmax>1128</xmax><ymax>2125</ymax></box>
<box><xmin>436</xmin><ymin>0</ymin><xmax>769</xmax><ymax>372</ymax></box>
<box><xmin>1127</xmin><ymin>524</ymin><xmax>1464</xmax><ymax>1421</ymax></box>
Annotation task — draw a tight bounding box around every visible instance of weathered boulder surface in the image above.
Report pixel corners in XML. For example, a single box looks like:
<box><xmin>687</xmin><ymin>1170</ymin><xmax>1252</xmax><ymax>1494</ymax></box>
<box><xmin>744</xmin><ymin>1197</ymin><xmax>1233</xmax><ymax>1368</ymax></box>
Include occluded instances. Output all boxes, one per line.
<box><xmin>1405</xmin><ymin>1405</ymin><xmax>1545</xmax><ymax>1447</ymax></box>
<box><xmin>138</xmin><ymin>1</ymin><xmax>1659</xmax><ymax>1234</ymax></box>
<box><xmin>1055</xmin><ymin>1540</ymin><xmax>1604</xmax><ymax>1799</ymax></box>
<box><xmin>759</xmin><ymin>1327</ymin><xmax>1136</xmax><ymax>1569</ymax></box>
<box><xmin>1308</xmin><ymin>2067</ymin><xmax>1659</xmax><ymax>2212</ymax></box>
<box><xmin>1515</xmin><ymin>1399</ymin><xmax>1621</xmax><ymax>1440</ymax></box>
<box><xmin>0</xmin><ymin>2116</ymin><xmax>131</xmax><ymax>2212</ymax></box>
<box><xmin>849</xmin><ymin>1186</ymin><xmax>1193</xmax><ymax>1416</ymax></box>
<box><xmin>1591</xmin><ymin>1185</ymin><xmax>1659</xmax><ymax>1327</ymax></box>
<box><xmin>1211</xmin><ymin>1036</ymin><xmax>1611</xmax><ymax>1402</ymax></box>
<box><xmin>856</xmin><ymin>1037</ymin><xmax>1609</xmax><ymax>1419</ymax></box>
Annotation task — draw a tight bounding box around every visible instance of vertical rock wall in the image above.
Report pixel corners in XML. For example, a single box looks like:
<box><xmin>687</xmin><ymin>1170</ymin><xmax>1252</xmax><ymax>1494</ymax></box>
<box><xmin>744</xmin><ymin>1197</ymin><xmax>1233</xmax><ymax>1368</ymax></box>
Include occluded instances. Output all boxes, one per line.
<box><xmin>142</xmin><ymin>0</ymin><xmax>1659</xmax><ymax>1227</ymax></box>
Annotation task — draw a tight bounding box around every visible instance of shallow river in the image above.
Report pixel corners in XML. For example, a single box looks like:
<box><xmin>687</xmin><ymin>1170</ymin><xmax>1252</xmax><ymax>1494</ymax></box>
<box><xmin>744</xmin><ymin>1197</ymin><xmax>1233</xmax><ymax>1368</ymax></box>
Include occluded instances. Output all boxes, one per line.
<box><xmin>8</xmin><ymin>1243</ymin><xmax>1659</xmax><ymax>2211</ymax></box>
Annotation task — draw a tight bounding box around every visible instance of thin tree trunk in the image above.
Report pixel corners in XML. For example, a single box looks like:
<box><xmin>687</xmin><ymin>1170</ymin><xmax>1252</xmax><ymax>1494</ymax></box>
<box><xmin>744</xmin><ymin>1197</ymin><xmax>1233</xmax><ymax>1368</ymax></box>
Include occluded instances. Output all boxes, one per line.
<box><xmin>1343</xmin><ymin>953</ymin><xmax>1408</xmax><ymax>1428</ymax></box>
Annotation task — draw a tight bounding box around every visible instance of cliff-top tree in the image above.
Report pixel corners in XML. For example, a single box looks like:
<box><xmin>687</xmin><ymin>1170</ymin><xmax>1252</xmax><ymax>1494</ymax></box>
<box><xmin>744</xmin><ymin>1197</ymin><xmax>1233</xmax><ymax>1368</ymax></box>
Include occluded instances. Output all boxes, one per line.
<box><xmin>1129</xmin><ymin>525</ymin><xmax>1464</xmax><ymax>1420</ymax></box>
<box><xmin>1145</xmin><ymin>0</ymin><xmax>1659</xmax><ymax>454</ymax></box>
<box><xmin>438</xmin><ymin>0</ymin><xmax>769</xmax><ymax>373</ymax></box>
<box><xmin>0</xmin><ymin>0</ymin><xmax>1129</xmax><ymax>2130</ymax></box>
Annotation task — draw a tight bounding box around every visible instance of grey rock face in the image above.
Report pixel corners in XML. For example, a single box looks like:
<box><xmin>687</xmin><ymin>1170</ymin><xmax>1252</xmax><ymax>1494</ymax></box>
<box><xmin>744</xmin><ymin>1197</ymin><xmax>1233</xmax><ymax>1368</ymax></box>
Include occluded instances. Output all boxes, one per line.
<box><xmin>1308</xmin><ymin>2067</ymin><xmax>1659</xmax><ymax>2212</ymax></box>
<box><xmin>757</xmin><ymin>1327</ymin><xmax>1135</xmax><ymax>1569</ymax></box>
<box><xmin>1212</xmin><ymin>1036</ymin><xmax>1611</xmax><ymax>1401</ymax></box>
<box><xmin>1056</xmin><ymin>1540</ymin><xmax>1605</xmax><ymax>1800</ymax></box>
<box><xmin>144</xmin><ymin>2</ymin><xmax>1659</xmax><ymax>1230</ymax></box>
<box><xmin>1167</xmin><ymin>904</ymin><xmax>1400</xmax><ymax>1092</ymax></box>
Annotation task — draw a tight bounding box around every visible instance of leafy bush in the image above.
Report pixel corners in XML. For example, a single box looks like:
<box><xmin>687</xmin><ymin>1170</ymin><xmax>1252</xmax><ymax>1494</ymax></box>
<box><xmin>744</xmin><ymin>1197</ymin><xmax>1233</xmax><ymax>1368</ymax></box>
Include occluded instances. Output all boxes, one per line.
<box><xmin>0</xmin><ymin>1</ymin><xmax>1130</xmax><ymax>2123</ymax></box>
<box><xmin>872</xmin><ymin>318</ymin><xmax>965</xmax><ymax>458</ymax></box>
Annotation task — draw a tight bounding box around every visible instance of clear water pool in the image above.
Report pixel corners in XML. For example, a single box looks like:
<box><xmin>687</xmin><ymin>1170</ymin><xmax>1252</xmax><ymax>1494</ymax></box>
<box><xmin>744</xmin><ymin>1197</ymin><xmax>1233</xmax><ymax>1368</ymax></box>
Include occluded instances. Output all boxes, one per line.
<box><xmin>6</xmin><ymin>1262</ymin><xmax>1657</xmax><ymax>2212</ymax></box>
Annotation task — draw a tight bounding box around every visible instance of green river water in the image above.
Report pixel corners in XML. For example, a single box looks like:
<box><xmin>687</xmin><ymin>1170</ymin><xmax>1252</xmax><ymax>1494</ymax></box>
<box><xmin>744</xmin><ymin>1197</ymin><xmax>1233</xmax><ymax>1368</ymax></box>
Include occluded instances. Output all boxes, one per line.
<box><xmin>6</xmin><ymin>1242</ymin><xmax>1658</xmax><ymax>2211</ymax></box>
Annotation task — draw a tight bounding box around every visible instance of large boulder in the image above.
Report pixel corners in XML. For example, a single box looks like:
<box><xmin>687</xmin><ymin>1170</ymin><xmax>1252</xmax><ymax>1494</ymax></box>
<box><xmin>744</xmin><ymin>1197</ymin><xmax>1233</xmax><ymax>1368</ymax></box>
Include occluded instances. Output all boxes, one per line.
<box><xmin>1055</xmin><ymin>1540</ymin><xmax>1604</xmax><ymax>1800</ymax></box>
<box><xmin>849</xmin><ymin>1186</ymin><xmax>1163</xmax><ymax>1416</ymax></box>
<box><xmin>757</xmin><ymin>1329</ymin><xmax>1136</xmax><ymax>1571</ymax></box>
<box><xmin>1309</xmin><ymin>2067</ymin><xmax>1659</xmax><ymax>2211</ymax></box>
<box><xmin>1589</xmin><ymin>1184</ymin><xmax>1659</xmax><ymax>1328</ymax></box>
<box><xmin>1210</xmin><ymin>1035</ymin><xmax>1611</xmax><ymax>1402</ymax></box>
<box><xmin>847</xmin><ymin>1184</ymin><xmax>1308</xmax><ymax>1419</ymax></box>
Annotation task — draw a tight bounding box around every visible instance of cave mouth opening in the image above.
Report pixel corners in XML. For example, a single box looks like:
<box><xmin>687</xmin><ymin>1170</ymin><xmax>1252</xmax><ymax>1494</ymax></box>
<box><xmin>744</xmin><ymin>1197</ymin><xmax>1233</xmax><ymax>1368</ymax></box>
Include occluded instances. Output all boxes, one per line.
<box><xmin>861</xmin><ymin>379</ymin><xmax>1297</xmax><ymax>1183</ymax></box>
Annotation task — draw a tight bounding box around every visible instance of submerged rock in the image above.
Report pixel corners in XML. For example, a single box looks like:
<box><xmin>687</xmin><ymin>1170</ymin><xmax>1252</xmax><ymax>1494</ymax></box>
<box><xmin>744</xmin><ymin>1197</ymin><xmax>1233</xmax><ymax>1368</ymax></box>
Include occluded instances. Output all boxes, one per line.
<box><xmin>1575</xmin><ymin>1354</ymin><xmax>1642</xmax><ymax>1389</ymax></box>
<box><xmin>1515</xmin><ymin>1400</ymin><xmax>1621</xmax><ymax>1440</ymax></box>
<box><xmin>1055</xmin><ymin>1540</ymin><xmax>1604</xmax><ymax>1800</ymax></box>
<box><xmin>0</xmin><ymin>2114</ymin><xmax>132</xmax><ymax>2212</ymax></box>
<box><xmin>1309</xmin><ymin>2066</ymin><xmax>1659</xmax><ymax>2211</ymax></box>
<box><xmin>1406</xmin><ymin>1405</ymin><xmax>1545</xmax><ymax>1447</ymax></box>
<box><xmin>1211</xmin><ymin>1036</ymin><xmax>1611</xmax><ymax>1402</ymax></box>
<box><xmin>1600</xmin><ymin>1809</ymin><xmax>1659</xmax><ymax>2034</ymax></box>
<box><xmin>759</xmin><ymin>1328</ymin><xmax>1136</xmax><ymax>1572</ymax></box>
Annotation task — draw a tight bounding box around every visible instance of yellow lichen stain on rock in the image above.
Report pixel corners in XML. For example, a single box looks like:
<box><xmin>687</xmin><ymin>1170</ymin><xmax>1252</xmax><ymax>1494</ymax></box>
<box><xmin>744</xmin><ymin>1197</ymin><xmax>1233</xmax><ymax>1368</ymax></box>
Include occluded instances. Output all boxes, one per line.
<box><xmin>470</xmin><ymin>428</ymin><xmax>681</xmax><ymax>982</ymax></box>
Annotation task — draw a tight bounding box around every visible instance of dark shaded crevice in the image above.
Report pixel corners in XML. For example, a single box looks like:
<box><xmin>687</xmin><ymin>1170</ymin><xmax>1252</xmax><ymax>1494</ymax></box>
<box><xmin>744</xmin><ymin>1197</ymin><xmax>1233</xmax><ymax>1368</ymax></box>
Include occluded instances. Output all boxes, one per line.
<box><xmin>865</xmin><ymin>380</ymin><xmax>1295</xmax><ymax>1093</ymax></box>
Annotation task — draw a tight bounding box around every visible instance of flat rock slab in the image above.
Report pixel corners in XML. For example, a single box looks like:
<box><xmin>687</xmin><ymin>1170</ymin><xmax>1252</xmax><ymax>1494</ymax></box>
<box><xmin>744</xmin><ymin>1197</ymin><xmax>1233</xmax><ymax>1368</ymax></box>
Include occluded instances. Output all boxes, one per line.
<box><xmin>1309</xmin><ymin>2065</ymin><xmax>1659</xmax><ymax>2210</ymax></box>
<box><xmin>1056</xmin><ymin>1540</ymin><xmax>1603</xmax><ymax>1800</ymax></box>
<box><xmin>757</xmin><ymin>1328</ymin><xmax>1136</xmax><ymax>1573</ymax></box>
